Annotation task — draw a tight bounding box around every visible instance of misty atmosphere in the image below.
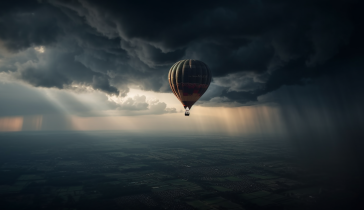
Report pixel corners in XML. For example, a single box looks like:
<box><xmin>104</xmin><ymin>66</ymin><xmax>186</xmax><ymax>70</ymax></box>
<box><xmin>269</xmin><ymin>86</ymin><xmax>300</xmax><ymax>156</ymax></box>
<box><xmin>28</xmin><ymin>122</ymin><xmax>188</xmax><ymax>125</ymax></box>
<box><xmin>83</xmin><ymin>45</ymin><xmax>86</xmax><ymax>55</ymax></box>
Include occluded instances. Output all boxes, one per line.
<box><xmin>1</xmin><ymin>0</ymin><xmax>364</xmax><ymax>209</ymax></box>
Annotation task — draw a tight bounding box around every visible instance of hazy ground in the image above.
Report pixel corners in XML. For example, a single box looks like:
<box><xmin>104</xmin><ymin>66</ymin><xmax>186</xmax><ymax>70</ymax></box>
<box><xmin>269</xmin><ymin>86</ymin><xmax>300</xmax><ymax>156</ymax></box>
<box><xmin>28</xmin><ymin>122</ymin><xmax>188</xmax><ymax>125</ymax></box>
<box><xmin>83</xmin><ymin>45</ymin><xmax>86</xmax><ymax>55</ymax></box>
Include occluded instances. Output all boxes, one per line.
<box><xmin>0</xmin><ymin>131</ymin><xmax>361</xmax><ymax>210</ymax></box>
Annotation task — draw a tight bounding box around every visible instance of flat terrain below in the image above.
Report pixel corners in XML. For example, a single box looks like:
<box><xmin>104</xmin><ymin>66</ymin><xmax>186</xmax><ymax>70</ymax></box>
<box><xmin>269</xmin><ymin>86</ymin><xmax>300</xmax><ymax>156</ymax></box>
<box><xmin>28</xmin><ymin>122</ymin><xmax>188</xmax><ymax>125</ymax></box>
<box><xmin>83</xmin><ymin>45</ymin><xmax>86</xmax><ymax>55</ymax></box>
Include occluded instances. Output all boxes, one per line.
<box><xmin>0</xmin><ymin>132</ymin><xmax>361</xmax><ymax>210</ymax></box>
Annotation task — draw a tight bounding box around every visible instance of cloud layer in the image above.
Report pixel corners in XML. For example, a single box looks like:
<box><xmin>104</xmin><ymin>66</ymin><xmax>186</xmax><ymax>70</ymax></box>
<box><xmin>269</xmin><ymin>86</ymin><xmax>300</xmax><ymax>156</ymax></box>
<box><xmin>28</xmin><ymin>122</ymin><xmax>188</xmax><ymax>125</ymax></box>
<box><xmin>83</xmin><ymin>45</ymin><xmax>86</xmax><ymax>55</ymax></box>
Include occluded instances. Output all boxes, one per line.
<box><xmin>0</xmin><ymin>78</ymin><xmax>176</xmax><ymax>117</ymax></box>
<box><xmin>0</xmin><ymin>0</ymin><xmax>363</xmax><ymax>106</ymax></box>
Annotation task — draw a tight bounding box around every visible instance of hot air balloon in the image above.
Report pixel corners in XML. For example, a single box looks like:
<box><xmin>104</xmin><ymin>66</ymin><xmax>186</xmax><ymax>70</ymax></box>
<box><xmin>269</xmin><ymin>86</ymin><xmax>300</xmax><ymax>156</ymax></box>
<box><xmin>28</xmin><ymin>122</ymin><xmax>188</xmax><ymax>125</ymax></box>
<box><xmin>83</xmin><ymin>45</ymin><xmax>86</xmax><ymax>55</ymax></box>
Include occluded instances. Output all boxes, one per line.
<box><xmin>168</xmin><ymin>59</ymin><xmax>211</xmax><ymax>116</ymax></box>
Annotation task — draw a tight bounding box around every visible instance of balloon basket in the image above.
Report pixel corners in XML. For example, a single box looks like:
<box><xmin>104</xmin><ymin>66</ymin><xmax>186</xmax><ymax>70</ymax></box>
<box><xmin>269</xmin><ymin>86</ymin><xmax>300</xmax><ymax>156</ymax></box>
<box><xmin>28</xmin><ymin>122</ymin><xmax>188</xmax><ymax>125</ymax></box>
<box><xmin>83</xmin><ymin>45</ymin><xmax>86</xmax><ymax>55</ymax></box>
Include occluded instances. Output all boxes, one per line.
<box><xmin>185</xmin><ymin>107</ymin><xmax>190</xmax><ymax>116</ymax></box>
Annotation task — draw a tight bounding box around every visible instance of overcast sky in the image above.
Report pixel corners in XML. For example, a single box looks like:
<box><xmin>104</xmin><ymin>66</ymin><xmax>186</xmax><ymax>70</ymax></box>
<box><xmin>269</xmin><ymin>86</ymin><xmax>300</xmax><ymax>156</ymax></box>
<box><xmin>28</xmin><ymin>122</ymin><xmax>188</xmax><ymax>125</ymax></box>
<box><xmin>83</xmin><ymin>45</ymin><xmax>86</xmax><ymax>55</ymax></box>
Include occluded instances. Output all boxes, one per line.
<box><xmin>0</xmin><ymin>0</ymin><xmax>363</xmax><ymax>146</ymax></box>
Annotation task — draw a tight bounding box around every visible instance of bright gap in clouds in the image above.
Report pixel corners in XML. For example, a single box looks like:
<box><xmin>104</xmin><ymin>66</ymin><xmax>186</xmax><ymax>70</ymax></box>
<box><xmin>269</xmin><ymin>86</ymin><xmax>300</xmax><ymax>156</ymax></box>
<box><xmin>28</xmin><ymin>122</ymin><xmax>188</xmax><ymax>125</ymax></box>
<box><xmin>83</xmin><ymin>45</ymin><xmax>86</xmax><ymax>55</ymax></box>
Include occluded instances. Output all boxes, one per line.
<box><xmin>54</xmin><ymin>87</ymin><xmax>286</xmax><ymax>136</ymax></box>
<box><xmin>70</xmin><ymin>105</ymin><xmax>286</xmax><ymax>137</ymax></box>
<box><xmin>34</xmin><ymin>46</ymin><xmax>45</xmax><ymax>53</ymax></box>
<box><xmin>0</xmin><ymin>77</ymin><xmax>286</xmax><ymax>136</ymax></box>
<box><xmin>124</xmin><ymin>88</ymin><xmax>183</xmax><ymax>112</ymax></box>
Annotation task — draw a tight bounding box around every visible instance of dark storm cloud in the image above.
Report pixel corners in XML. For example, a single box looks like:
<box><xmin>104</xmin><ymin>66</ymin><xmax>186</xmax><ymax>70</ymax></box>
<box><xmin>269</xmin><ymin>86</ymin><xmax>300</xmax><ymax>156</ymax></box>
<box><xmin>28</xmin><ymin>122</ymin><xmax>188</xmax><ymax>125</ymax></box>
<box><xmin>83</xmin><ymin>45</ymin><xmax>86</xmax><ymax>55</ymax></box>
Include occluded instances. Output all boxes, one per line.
<box><xmin>0</xmin><ymin>2</ymin><xmax>62</xmax><ymax>52</ymax></box>
<box><xmin>91</xmin><ymin>75</ymin><xmax>118</xmax><ymax>95</ymax></box>
<box><xmin>0</xmin><ymin>0</ymin><xmax>363</xmax><ymax>103</ymax></box>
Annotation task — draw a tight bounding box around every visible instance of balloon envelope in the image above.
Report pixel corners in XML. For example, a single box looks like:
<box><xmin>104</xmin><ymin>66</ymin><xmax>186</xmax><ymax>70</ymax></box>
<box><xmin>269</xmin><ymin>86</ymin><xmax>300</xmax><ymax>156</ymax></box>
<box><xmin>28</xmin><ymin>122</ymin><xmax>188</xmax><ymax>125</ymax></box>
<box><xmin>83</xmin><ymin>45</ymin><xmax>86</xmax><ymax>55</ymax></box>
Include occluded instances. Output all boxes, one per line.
<box><xmin>168</xmin><ymin>59</ymin><xmax>211</xmax><ymax>110</ymax></box>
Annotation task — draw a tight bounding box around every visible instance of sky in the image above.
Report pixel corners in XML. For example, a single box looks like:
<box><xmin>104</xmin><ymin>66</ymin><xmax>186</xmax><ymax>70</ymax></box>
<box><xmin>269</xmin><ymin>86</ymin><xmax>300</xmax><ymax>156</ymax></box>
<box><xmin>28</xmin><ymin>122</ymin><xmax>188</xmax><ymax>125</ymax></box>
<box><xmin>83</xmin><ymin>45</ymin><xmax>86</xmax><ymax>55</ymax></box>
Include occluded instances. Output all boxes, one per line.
<box><xmin>0</xmin><ymin>0</ymin><xmax>363</xmax><ymax>156</ymax></box>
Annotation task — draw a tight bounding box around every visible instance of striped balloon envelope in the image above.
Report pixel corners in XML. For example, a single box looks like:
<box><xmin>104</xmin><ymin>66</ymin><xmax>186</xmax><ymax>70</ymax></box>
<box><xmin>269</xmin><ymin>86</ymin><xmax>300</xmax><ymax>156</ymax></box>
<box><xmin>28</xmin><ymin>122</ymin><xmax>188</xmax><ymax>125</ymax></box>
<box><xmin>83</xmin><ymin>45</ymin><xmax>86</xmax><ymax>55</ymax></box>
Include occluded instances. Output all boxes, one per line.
<box><xmin>168</xmin><ymin>59</ymin><xmax>212</xmax><ymax>116</ymax></box>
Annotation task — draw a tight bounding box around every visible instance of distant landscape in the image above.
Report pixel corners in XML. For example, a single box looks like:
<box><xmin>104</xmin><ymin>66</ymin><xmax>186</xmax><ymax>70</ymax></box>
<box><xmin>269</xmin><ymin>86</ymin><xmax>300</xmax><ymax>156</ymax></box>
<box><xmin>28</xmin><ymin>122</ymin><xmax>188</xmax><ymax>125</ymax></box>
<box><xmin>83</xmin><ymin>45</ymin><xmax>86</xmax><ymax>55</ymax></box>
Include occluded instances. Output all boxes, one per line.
<box><xmin>0</xmin><ymin>132</ymin><xmax>360</xmax><ymax>210</ymax></box>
